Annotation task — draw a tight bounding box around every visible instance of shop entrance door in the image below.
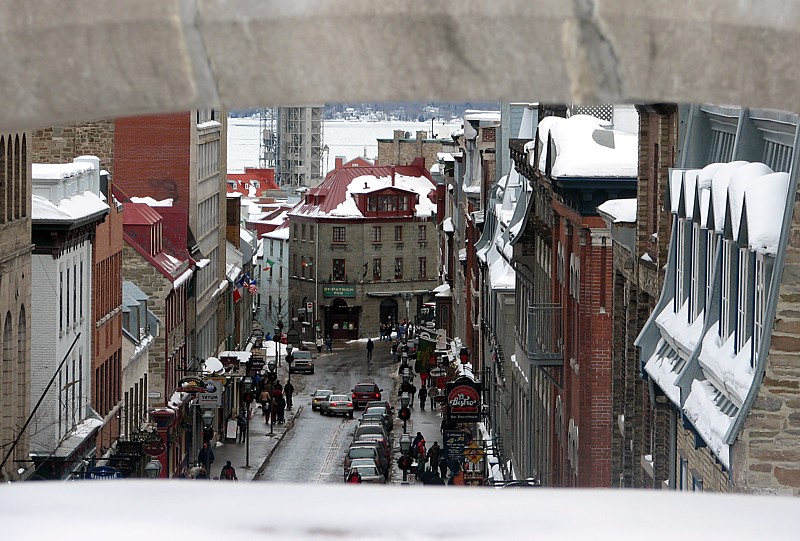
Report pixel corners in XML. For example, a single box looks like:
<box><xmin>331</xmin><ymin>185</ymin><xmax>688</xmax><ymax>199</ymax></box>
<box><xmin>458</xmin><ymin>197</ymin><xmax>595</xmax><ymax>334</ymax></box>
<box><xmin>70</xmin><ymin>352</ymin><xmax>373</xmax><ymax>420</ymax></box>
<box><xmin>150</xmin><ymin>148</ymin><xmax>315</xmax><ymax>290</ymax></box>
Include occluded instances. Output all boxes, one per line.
<box><xmin>329</xmin><ymin>298</ymin><xmax>359</xmax><ymax>340</ymax></box>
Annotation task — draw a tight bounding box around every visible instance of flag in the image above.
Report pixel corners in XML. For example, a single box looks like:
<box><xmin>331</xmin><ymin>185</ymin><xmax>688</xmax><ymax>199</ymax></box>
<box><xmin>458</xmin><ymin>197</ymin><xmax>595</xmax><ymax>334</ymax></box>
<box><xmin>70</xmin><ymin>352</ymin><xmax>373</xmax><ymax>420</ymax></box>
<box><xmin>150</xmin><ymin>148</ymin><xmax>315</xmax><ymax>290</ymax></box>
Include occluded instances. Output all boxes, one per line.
<box><xmin>247</xmin><ymin>283</ymin><xmax>258</xmax><ymax>295</ymax></box>
<box><xmin>233</xmin><ymin>289</ymin><xmax>241</xmax><ymax>303</ymax></box>
<box><xmin>264</xmin><ymin>258</ymin><xmax>276</xmax><ymax>271</ymax></box>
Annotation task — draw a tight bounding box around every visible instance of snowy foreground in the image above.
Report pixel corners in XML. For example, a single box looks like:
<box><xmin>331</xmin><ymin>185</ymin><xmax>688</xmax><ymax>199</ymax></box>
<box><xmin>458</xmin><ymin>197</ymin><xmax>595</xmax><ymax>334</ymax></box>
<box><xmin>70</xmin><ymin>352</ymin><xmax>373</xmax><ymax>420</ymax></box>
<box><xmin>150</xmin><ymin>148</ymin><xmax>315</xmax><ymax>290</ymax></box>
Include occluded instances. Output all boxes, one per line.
<box><xmin>2</xmin><ymin>483</ymin><xmax>799</xmax><ymax>541</ymax></box>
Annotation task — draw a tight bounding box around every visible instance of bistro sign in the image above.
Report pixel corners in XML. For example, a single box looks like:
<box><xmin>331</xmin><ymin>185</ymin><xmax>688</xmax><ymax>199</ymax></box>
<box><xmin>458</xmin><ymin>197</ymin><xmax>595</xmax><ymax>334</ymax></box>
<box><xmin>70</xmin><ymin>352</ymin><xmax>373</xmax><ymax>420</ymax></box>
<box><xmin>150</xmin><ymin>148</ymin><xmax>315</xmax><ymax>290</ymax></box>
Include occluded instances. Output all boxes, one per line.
<box><xmin>446</xmin><ymin>383</ymin><xmax>481</xmax><ymax>422</ymax></box>
<box><xmin>322</xmin><ymin>284</ymin><xmax>356</xmax><ymax>298</ymax></box>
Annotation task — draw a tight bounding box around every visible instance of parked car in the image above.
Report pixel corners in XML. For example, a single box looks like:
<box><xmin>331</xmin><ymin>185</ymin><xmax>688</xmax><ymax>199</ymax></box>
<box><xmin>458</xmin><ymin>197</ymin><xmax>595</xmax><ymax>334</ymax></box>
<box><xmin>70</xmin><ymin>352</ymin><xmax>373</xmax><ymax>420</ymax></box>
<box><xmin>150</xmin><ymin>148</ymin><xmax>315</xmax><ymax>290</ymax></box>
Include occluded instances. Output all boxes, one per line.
<box><xmin>320</xmin><ymin>394</ymin><xmax>354</xmax><ymax>418</ymax></box>
<box><xmin>352</xmin><ymin>423</ymin><xmax>388</xmax><ymax>443</ymax></box>
<box><xmin>346</xmin><ymin>444</ymin><xmax>389</xmax><ymax>477</ymax></box>
<box><xmin>345</xmin><ymin>463</ymin><xmax>385</xmax><ymax>484</ymax></box>
<box><xmin>343</xmin><ymin>452</ymin><xmax>385</xmax><ymax>480</ymax></box>
<box><xmin>289</xmin><ymin>350</ymin><xmax>314</xmax><ymax>374</ymax></box>
<box><xmin>311</xmin><ymin>389</ymin><xmax>333</xmax><ymax>411</ymax></box>
<box><xmin>361</xmin><ymin>411</ymin><xmax>392</xmax><ymax>431</ymax></box>
<box><xmin>365</xmin><ymin>400</ymin><xmax>394</xmax><ymax>418</ymax></box>
<box><xmin>354</xmin><ymin>435</ymin><xmax>392</xmax><ymax>462</ymax></box>
<box><xmin>351</xmin><ymin>382</ymin><xmax>383</xmax><ymax>408</ymax></box>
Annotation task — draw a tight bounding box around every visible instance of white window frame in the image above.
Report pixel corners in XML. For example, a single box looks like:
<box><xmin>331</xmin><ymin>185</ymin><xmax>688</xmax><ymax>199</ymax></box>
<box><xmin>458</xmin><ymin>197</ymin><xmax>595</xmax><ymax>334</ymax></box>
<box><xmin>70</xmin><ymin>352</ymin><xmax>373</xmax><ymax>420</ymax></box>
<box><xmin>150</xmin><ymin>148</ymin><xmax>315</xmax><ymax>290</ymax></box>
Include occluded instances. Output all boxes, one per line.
<box><xmin>690</xmin><ymin>222</ymin><xmax>701</xmax><ymax>321</ymax></box>
<box><xmin>675</xmin><ymin>219</ymin><xmax>685</xmax><ymax>312</ymax></box>
<box><xmin>720</xmin><ymin>240</ymin><xmax>732</xmax><ymax>339</ymax></box>
<box><xmin>706</xmin><ymin>230</ymin><xmax>716</xmax><ymax>307</ymax></box>
<box><xmin>754</xmin><ymin>253</ymin><xmax>766</xmax><ymax>357</ymax></box>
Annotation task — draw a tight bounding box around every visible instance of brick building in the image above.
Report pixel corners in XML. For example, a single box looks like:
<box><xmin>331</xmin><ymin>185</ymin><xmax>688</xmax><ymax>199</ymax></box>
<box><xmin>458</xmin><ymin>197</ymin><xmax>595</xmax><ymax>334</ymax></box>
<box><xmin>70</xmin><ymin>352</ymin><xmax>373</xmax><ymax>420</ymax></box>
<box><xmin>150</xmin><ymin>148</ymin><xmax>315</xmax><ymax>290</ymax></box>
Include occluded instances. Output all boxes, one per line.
<box><xmin>511</xmin><ymin>109</ymin><xmax>638</xmax><ymax>486</ymax></box>
<box><xmin>0</xmin><ymin>131</ymin><xmax>32</xmax><ymax>482</ymax></box>
<box><xmin>114</xmin><ymin>111</ymin><xmax>227</xmax><ymax>363</ymax></box>
<box><xmin>598</xmin><ymin>105</ymin><xmax>677</xmax><ymax>489</ymax></box>
<box><xmin>288</xmin><ymin>157</ymin><xmax>439</xmax><ymax>340</ymax></box>
<box><xmin>29</xmin><ymin>159</ymin><xmax>109</xmax><ymax>479</ymax></box>
<box><xmin>376</xmin><ymin>129</ymin><xmax>444</xmax><ymax>169</ymax></box>
<box><xmin>121</xmin><ymin>201</ymin><xmax>191</xmax><ymax>478</ymax></box>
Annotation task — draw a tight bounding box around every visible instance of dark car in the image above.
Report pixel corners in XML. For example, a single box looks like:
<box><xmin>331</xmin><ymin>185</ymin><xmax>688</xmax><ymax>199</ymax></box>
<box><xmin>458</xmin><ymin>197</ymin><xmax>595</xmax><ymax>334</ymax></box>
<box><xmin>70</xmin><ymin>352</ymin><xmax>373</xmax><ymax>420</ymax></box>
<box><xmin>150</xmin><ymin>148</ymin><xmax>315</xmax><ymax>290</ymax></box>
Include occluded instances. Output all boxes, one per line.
<box><xmin>365</xmin><ymin>400</ymin><xmax>394</xmax><ymax>418</ymax></box>
<box><xmin>289</xmin><ymin>350</ymin><xmax>314</xmax><ymax>374</ymax></box>
<box><xmin>351</xmin><ymin>382</ymin><xmax>382</xmax><ymax>409</ymax></box>
<box><xmin>344</xmin><ymin>445</ymin><xmax>388</xmax><ymax>479</ymax></box>
<box><xmin>361</xmin><ymin>411</ymin><xmax>392</xmax><ymax>431</ymax></box>
<box><xmin>354</xmin><ymin>435</ymin><xmax>392</xmax><ymax>462</ymax></box>
<box><xmin>352</xmin><ymin>423</ymin><xmax>388</xmax><ymax>443</ymax></box>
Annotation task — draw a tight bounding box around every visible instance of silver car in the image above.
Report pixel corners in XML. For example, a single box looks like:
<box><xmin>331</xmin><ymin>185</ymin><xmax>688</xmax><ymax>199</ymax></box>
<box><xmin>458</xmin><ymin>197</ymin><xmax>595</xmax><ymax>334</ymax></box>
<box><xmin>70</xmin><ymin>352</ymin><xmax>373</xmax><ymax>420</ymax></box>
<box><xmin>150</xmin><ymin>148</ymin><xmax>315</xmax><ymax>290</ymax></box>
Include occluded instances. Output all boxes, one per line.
<box><xmin>345</xmin><ymin>461</ymin><xmax>386</xmax><ymax>484</ymax></box>
<box><xmin>352</xmin><ymin>423</ymin><xmax>388</xmax><ymax>442</ymax></box>
<box><xmin>320</xmin><ymin>394</ymin><xmax>354</xmax><ymax>418</ymax></box>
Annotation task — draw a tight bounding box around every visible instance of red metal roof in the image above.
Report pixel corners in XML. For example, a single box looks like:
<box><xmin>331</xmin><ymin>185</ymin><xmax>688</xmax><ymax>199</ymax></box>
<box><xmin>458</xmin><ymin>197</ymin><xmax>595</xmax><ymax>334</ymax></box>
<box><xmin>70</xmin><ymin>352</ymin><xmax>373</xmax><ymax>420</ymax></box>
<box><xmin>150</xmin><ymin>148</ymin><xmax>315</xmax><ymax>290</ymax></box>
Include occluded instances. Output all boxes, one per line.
<box><xmin>293</xmin><ymin>157</ymin><xmax>433</xmax><ymax>218</ymax></box>
<box><xmin>227</xmin><ymin>167</ymin><xmax>279</xmax><ymax>196</ymax></box>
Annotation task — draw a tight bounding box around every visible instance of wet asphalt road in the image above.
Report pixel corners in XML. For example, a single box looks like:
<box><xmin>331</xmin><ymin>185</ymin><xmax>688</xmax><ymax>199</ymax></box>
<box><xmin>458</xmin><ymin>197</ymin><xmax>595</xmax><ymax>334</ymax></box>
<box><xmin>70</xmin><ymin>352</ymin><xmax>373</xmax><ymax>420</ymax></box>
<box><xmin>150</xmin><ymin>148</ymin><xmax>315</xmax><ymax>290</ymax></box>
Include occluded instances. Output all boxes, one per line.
<box><xmin>256</xmin><ymin>339</ymin><xmax>397</xmax><ymax>483</ymax></box>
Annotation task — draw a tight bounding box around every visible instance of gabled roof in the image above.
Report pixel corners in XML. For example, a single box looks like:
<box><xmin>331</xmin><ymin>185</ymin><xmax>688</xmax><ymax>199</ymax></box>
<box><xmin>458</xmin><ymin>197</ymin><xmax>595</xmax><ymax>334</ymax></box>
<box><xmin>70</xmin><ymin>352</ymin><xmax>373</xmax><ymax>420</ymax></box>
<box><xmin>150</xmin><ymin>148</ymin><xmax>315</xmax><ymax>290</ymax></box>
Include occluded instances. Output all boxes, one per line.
<box><xmin>227</xmin><ymin>168</ymin><xmax>279</xmax><ymax>197</ymax></box>
<box><xmin>290</xmin><ymin>157</ymin><xmax>435</xmax><ymax>219</ymax></box>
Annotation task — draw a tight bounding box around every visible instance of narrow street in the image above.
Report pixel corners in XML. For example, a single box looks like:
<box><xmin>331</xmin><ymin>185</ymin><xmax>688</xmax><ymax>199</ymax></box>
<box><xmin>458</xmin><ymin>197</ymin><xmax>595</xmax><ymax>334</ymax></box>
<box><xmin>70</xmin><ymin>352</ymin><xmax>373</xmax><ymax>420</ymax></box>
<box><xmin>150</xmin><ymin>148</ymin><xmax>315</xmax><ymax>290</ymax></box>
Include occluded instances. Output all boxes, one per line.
<box><xmin>256</xmin><ymin>339</ymin><xmax>398</xmax><ymax>483</ymax></box>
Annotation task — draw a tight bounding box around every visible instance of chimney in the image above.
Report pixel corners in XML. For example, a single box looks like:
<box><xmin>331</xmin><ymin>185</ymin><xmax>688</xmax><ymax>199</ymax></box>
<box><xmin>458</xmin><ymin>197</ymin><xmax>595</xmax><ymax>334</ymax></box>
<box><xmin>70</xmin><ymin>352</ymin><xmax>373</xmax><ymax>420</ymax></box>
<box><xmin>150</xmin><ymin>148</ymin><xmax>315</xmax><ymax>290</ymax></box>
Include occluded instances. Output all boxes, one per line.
<box><xmin>392</xmin><ymin>166</ymin><xmax>396</xmax><ymax>186</ymax></box>
<box><xmin>335</xmin><ymin>156</ymin><xmax>344</xmax><ymax>170</ymax></box>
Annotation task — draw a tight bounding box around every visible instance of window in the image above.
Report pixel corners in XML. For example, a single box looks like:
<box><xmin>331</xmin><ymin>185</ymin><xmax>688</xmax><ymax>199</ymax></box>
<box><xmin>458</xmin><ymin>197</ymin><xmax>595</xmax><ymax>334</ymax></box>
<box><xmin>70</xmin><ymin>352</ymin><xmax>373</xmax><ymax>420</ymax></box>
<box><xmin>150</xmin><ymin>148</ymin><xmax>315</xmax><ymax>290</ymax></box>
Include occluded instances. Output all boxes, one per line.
<box><xmin>399</xmin><ymin>196</ymin><xmax>408</xmax><ymax>212</ymax></box>
<box><xmin>753</xmin><ymin>253</ymin><xmax>767</xmax><ymax>359</ymax></box>
<box><xmin>310</xmin><ymin>225</ymin><xmax>315</xmax><ymax>241</ymax></box>
<box><xmin>720</xmin><ymin>240</ymin><xmax>733</xmax><ymax>338</ymax></box>
<box><xmin>333</xmin><ymin>259</ymin><xmax>346</xmax><ymax>281</ymax></box>
<box><xmin>394</xmin><ymin>257</ymin><xmax>403</xmax><ymax>279</ymax></box>
<box><xmin>418</xmin><ymin>224</ymin><xmax>427</xmax><ymax>242</ymax></box>
<box><xmin>373</xmin><ymin>258</ymin><xmax>381</xmax><ymax>281</ymax></box>
<box><xmin>372</xmin><ymin>226</ymin><xmax>382</xmax><ymax>243</ymax></box>
<box><xmin>367</xmin><ymin>197</ymin><xmax>377</xmax><ymax>212</ymax></box>
<box><xmin>418</xmin><ymin>257</ymin><xmax>426</xmax><ymax>278</ymax></box>
<box><xmin>736</xmin><ymin>247</ymin><xmax>750</xmax><ymax>353</ymax></box>
<box><xmin>394</xmin><ymin>226</ymin><xmax>403</xmax><ymax>241</ymax></box>
<box><xmin>706</xmin><ymin>230</ymin><xmax>716</xmax><ymax>307</ymax></box>
<box><xmin>333</xmin><ymin>227</ymin><xmax>346</xmax><ymax>243</ymax></box>
<box><xmin>675</xmin><ymin>220</ymin><xmax>685</xmax><ymax>311</ymax></box>
<box><xmin>690</xmin><ymin>222</ymin><xmax>701</xmax><ymax>321</ymax></box>
<box><xmin>293</xmin><ymin>223</ymin><xmax>298</xmax><ymax>240</ymax></box>
<box><xmin>301</xmin><ymin>223</ymin><xmax>306</xmax><ymax>240</ymax></box>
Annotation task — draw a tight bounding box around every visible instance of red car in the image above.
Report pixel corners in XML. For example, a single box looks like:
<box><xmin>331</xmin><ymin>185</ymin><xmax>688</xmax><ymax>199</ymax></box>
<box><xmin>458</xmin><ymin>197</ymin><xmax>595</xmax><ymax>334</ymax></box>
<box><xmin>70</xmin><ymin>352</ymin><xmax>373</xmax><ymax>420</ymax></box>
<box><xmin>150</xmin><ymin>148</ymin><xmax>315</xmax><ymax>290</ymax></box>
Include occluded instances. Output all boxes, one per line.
<box><xmin>351</xmin><ymin>382</ymin><xmax>382</xmax><ymax>409</ymax></box>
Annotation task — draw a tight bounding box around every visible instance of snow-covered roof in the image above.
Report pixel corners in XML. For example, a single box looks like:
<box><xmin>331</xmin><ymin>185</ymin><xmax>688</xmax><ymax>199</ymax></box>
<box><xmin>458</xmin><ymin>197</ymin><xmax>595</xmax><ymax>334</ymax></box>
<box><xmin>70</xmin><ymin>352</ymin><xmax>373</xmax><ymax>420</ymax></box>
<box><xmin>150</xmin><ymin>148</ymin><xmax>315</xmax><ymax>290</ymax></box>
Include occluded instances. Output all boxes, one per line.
<box><xmin>226</xmin><ymin>242</ymin><xmax>243</xmax><ymax>281</ymax></box>
<box><xmin>547</xmin><ymin>115</ymin><xmax>638</xmax><ymax>178</ymax></box>
<box><xmin>32</xmin><ymin>191</ymin><xmax>109</xmax><ymax>223</ymax></box>
<box><xmin>130</xmin><ymin>196</ymin><xmax>173</xmax><ymax>207</ymax></box>
<box><xmin>264</xmin><ymin>226</ymin><xmax>290</xmax><ymax>240</ymax></box>
<box><xmin>442</xmin><ymin>217</ymin><xmax>454</xmax><ymax>233</ymax></box>
<box><xmin>597</xmin><ymin>198</ymin><xmax>637</xmax><ymax>224</ymax></box>
<box><xmin>32</xmin><ymin>162</ymin><xmax>94</xmax><ymax>179</ymax></box>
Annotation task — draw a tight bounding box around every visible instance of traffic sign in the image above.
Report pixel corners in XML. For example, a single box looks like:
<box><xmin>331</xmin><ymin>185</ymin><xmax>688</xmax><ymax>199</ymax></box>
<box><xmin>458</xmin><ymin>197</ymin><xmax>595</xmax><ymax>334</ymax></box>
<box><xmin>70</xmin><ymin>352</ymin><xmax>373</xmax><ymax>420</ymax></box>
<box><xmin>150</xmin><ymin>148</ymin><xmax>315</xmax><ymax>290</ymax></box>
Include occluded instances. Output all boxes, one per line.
<box><xmin>465</xmin><ymin>441</ymin><xmax>484</xmax><ymax>463</ymax></box>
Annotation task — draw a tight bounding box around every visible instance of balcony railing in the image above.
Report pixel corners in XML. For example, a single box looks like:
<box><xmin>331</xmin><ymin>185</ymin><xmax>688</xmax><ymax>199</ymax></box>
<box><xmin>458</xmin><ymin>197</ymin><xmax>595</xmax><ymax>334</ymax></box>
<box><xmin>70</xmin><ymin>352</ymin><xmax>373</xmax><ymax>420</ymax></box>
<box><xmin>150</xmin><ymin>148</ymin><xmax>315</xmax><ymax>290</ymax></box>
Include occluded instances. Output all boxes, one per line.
<box><xmin>527</xmin><ymin>303</ymin><xmax>563</xmax><ymax>366</ymax></box>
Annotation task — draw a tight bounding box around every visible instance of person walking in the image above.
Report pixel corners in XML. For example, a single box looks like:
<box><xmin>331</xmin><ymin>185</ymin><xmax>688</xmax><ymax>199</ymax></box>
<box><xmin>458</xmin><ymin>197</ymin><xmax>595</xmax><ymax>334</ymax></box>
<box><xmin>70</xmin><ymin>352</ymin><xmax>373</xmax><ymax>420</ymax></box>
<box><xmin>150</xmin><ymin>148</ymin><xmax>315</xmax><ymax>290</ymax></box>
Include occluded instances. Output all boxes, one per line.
<box><xmin>325</xmin><ymin>335</ymin><xmax>333</xmax><ymax>353</ymax></box>
<box><xmin>236</xmin><ymin>411</ymin><xmax>248</xmax><ymax>443</ymax></box>
<box><xmin>391</xmin><ymin>341</ymin><xmax>398</xmax><ymax>361</ymax></box>
<box><xmin>198</xmin><ymin>442</ymin><xmax>215</xmax><ymax>478</ymax></box>
<box><xmin>259</xmin><ymin>387</ymin><xmax>272</xmax><ymax>421</ymax></box>
<box><xmin>366</xmin><ymin>338</ymin><xmax>374</xmax><ymax>362</ymax></box>
<box><xmin>428</xmin><ymin>441</ymin><xmax>441</xmax><ymax>472</ymax></box>
<box><xmin>284</xmin><ymin>380</ymin><xmax>294</xmax><ymax>410</ymax></box>
<box><xmin>219</xmin><ymin>460</ymin><xmax>238</xmax><ymax>480</ymax></box>
<box><xmin>346</xmin><ymin>468</ymin><xmax>362</xmax><ymax>483</ymax></box>
<box><xmin>418</xmin><ymin>385</ymin><xmax>427</xmax><ymax>411</ymax></box>
<box><xmin>428</xmin><ymin>386</ymin><xmax>438</xmax><ymax>410</ymax></box>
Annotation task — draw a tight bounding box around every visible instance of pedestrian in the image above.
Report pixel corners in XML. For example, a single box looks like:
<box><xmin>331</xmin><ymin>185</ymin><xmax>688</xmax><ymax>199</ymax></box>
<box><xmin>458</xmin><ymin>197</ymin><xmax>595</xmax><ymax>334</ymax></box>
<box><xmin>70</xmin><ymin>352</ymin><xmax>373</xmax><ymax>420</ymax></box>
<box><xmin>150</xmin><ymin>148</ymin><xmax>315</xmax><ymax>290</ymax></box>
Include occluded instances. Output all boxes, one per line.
<box><xmin>325</xmin><ymin>335</ymin><xmax>333</xmax><ymax>353</ymax></box>
<box><xmin>277</xmin><ymin>393</ymin><xmax>286</xmax><ymax>424</ymax></box>
<box><xmin>391</xmin><ymin>341</ymin><xmax>398</xmax><ymax>361</ymax></box>
<box><xmin>412</xmin><ymin>431</ymin><xmax>424</xmax><ymax>455</ymax></box>
<box><xmin>259</xmin><ymin>388</ymin><xmax>272</xmax><ymax>420</ymax></box>
<box><xmin>438</xmin><ymin>456</ymin><xmax>448</xmax><ymax>479</ymax></box>
<box><xmin>428</xmin><ymin>386</ymin><xmax>438</xmax><ymax>410</ymax></box>
<box><xmin>428</xmin><ymin>441</ymin><xmax>441</xmax><ymax>470</ymax></box>
<box><xmin>418</xmin><ymin>385</ymin><xmax>427</xmax><ymax>411</ymax></box>
<box><xmin>271</xmin><ymin>387</ymin><xmax>283</xmax><ymax>425</ymax></box>
<box><xmin>316</xmin><ymin>336</ymin><xmax>323</xmax><ymax>353</ymax></box>
<box><xmin>284</xmin><ymin>380</ymin><xmax>294</xmax><ymax>409</ymax></box>
<box><xmin>236</xmin><ymin>411</ymin><xmax>248</xmax><ymax>443</ymax></box>
<box><xmin>408</xmin><ymin>382</ymin><xmax>417</xmax><ymax>408</ymax></box>
<box><xmin>366</xmin><ymin>338</ymin><xmax>374</xmax><ymax>361</ymax></box>
<box><xmin>198</xmin><ymin>442</ymin><xmax>214</xmax><ymax>477</ymax></box>
<box><xmin>219</xmin><ymin>460</ymin><xmax>238</xmax><ymax>481</ymax></box>
<box><xmin>202</xmin><ymin>423</ymin><xmax>215</xmax><ymax>445</ymax></box>
<box><xmin>346</xmin><ymin>468</ymin><xmax>362</xmax><ymax>483</ymax></box>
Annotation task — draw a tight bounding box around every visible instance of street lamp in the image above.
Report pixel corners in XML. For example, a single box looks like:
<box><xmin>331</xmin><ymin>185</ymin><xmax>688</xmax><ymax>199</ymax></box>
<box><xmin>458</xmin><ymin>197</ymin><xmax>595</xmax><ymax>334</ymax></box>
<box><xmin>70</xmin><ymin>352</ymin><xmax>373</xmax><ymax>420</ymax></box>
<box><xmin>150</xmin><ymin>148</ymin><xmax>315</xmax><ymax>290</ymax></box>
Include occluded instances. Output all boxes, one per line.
<box><xmin>399</xmin><ymin>432</ymin><xmax>412</xmax><ymax>483</ymax></box>
<box><xmin>241</xmin><ymin>376</ymin><xmax>253</xmax><ymax>468</ymax></box>
<box><xmin>143</xmin><ymin>459</ymin><xmax>162</xmax><ymax>479</ymax></box>
<box><xmin>274</xmin><ymin>327</ymin><xmax>281</xmax><ymax>366</ymax></box>
<box><xmin>266</xmin><ymin>360</ymin><xmax>277</xmax><ymax>436</ymax></box>
<box><xmin>202</xmin><ymin>410</ymin><xmax>214</xmax><ymax>428</ymax></box>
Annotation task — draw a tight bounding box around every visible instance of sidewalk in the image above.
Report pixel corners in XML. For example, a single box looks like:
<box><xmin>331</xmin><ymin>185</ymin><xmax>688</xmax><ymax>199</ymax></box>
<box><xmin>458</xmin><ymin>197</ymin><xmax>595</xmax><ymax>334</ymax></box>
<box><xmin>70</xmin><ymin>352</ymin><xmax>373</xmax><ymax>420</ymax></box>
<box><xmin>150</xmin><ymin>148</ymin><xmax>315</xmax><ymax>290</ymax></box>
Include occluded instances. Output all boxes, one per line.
<box><xmin>389</xmin><ymin>389</ymin><xmax>446</xmax><ymax>485</ymax></box>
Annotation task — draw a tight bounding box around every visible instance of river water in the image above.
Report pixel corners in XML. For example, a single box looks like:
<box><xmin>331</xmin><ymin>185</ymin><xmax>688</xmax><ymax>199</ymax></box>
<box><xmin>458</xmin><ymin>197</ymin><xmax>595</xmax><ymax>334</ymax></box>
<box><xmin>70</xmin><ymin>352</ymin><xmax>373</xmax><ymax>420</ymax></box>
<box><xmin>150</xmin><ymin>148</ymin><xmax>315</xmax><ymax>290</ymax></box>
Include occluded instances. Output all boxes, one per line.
<box><xmin>227</xmin><ymin>118</ymin><xmax>463</xmax><ymax>174</ymax></box>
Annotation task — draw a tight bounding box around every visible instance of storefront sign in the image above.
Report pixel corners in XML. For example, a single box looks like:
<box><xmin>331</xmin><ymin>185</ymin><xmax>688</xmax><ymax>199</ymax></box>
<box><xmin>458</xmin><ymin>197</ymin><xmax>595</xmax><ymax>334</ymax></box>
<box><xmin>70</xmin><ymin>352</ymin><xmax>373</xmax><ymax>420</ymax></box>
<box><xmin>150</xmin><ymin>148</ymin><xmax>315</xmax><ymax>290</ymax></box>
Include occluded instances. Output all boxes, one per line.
<box><xmin>88</xmin><ymin>466</ymin><xmax>122</xmax><ymax>480</ymax></box>
<box><xmin>142</xmin><ymin>439</ymin><xmax>166</xmax><ymax>457</ymax></box>
<box><xmin>322</xmin><ymin>284</ymin><xmax>356</xmax><ymax>298</ymax></box>
<box><xmin>443</xmin><ymin>430</ymin><xmax>467</xmax><ymax>459</ymax></box>
<box><xmin>447</xmin><ymin>383</ymin><xmax>481</xmax><ymax>422</ymax></box>
<box><xmin>176</xmin><ymin>376</ymin><xmax>206</xmax><ymax>394</ymax></box>
<box><xmin>197</xmin><ymin>378</ymin><xmax>224</xmax><ymax>408</ymax></box>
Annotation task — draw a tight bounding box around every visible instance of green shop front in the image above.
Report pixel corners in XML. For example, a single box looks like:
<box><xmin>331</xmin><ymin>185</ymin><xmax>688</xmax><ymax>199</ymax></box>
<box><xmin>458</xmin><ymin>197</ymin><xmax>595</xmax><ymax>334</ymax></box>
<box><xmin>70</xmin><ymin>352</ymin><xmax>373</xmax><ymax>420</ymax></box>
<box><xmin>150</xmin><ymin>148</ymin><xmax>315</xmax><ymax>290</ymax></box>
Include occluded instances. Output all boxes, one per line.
<box><xmin>323</xmin><ymin>284</ymin><xmax>361</xmax><ymax>340</ymax></box>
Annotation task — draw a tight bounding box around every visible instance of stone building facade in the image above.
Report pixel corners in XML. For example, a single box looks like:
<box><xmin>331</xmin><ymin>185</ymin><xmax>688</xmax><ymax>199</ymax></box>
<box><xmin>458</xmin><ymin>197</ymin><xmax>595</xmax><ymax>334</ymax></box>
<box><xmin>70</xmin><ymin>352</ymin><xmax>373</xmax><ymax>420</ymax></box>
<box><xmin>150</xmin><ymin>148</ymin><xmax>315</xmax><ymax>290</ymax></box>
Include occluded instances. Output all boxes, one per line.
<box><xmin>376</xmin><ymin>130</ymin><xmax>443</xmax><ymax>169</ymax></box>
<box><xmin>0</xmin><ymin>131</ymin><xmax>32</xmax><ymax>481</ymax></box>
<box><xmin>30</xmin><ymin>120</ymin><xmax>116</xmax><ymax>176</ymax></box>
<box><xmin>288</xmin><ymin>158</ymin><xmax>440</xmax><ymax>340</ymax></box>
